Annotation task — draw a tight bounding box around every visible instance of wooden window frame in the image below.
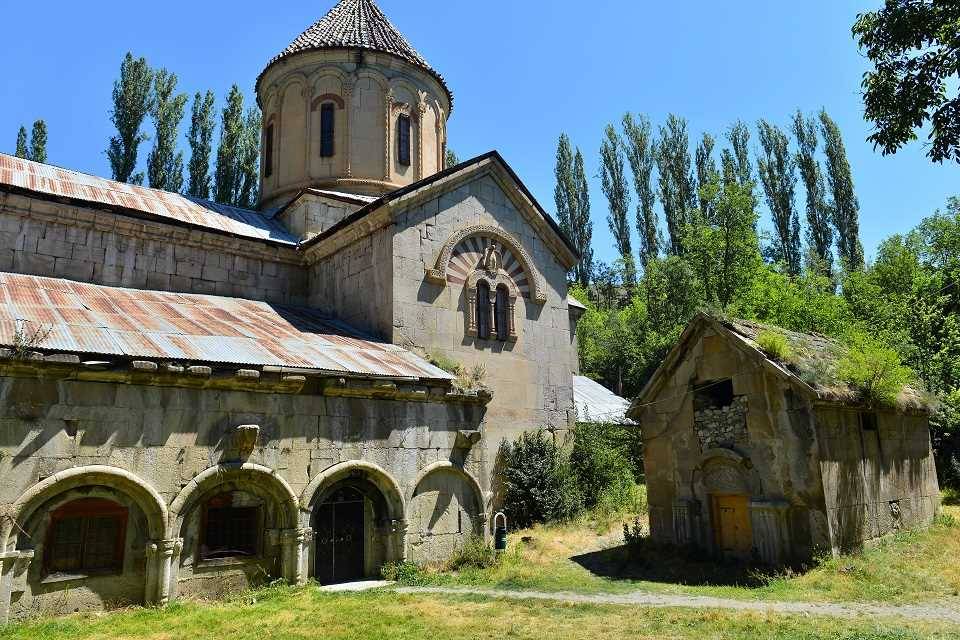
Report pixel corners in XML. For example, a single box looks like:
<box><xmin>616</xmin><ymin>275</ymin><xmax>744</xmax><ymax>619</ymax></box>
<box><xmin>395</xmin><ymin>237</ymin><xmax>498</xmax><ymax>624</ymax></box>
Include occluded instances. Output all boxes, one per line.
<box><xmin>320</xmin><ymin>103</ymin><xmax>336</xmax><ymax>158</ymax></box>
<box><xmin>200</xmin><ymin>493</ymin><xmax>260</xmax><ymax>561</ymax></box>
<box><xmin>44</xmin><ymin>498</ymin><xmax>128</xmax><ymax>577</ymax></box>
<box><xmin>397</xmin><ymin>114</ymin><xmax>411</xmax><ymax>167</ymax></box>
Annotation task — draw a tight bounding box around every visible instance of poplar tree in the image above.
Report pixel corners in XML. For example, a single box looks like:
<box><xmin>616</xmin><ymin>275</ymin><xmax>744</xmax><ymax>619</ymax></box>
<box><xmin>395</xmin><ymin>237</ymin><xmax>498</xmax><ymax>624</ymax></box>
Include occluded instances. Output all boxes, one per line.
<box><xmin>107</xmin><ymin>53</ymin><xmax>153</xmax><ymax>184</ymax></box>
<box><xmin>600</xmin><ymin>124</ymin><xmax>635</xmax><ymax>287</ymax></box>
<box><xmin>819</xmin><ymin>109</ymin><xmax>864</xmax><ymax>271</ymax></box>
<box><xmin>554</xmin><ymin>134</ymin><xmax>593</xmax><ymax>286</ymax></box>
<box><xmin>723</xmin><ymin>121</ymin><xmax>755</xmax><ymax>207</ymax></box>
<box><xmin>147</xmin><ymin>69</ymin><xmax>187</xmax><ymax>192</ymax></box>
<box><xmin>445</xmin><ymin>148</ymin><xmax>460</xmax><ymax>169</ymax></box>
<box><xmin>695</xmin><ymin>132</ymin><xmax>718</xmax><ymax>217</ymax></box>
<box><xmin>214</xmin><ymin>85</ymin><xmax>245</xmax><ymax>206</ymax></box>
<box><xmin>29</xmin><ymin>120</ymin><xmax>48</xmax><ymax>164</ymax></box>
<box><xmin>238</xmin><ymin>108</ymin><xmax>262</xmax><ymax>209</ymax></box>
<box><xmin>187</xmin><ymin>91</ymin><xmax>216</xmax><ymax>199</ymax></box>
<box><xmin>621</xmin><ymin>113</ymin><xmax>658</xmax><ymax>267</ymax></box>
<box><xmin>655</xmin><ymin>114</ymin><xmax>695</xmax><ymax>255</ymax></box>
<box><xmin>554</xmin><ymin>134</ymin><xmax>577</xmax><ymax>239</ymax></box>
<box><xmin>15</xmin><ymin>127</ymin><xmax>28</xmax><ymax>159</ymax></box>
<box><xmin>571</xmin><ymin>148</ymin><xmax>593</xmax><ymax>287</ymax></box>
<box><xmin>757</xmin><ymin>120</ymin><xmax>801</xmax><ymax>275</ymax></box>
<box><xmin>792</xmin><ymin>110</ymin><xmax>833</xmax><ymax>277</ymax></box>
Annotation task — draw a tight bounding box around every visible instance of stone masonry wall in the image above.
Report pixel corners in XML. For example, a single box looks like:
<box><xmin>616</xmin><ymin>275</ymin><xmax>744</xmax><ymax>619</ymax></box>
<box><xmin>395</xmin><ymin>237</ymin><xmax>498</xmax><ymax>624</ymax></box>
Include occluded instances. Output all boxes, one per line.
<box><xmin>694</xmin><ymin>397</ymin><xmax>749</xmax><ymax>450</ymax></box>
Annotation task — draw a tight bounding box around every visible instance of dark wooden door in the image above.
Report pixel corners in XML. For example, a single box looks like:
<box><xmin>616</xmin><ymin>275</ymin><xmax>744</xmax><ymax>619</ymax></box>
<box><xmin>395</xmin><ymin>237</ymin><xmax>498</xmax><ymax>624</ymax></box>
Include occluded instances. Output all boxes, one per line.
<box><xmin>711</xmin><ymin>494</ymin><xmax>752</xmax><ymax>559</ymax></box>
<box><xmin>314</xmin><ymin>488</ymin><xmax>365</xmax><ymax>584</ymax></box>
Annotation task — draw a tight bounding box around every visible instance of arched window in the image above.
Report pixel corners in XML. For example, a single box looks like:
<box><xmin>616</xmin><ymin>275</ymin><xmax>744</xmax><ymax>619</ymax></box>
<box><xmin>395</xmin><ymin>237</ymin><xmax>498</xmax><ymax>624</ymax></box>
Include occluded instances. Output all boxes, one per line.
<box><xmin>264</xmin><ymin>122</ymin><xmax>275</xmax><ymax>178</ymax></box>
<box><xmin>201</xmin><ymin>492</ymin><xmax>260</xmax><ymax>560</ymax></box>
<box><xmin>397</xmin><ymin>114</ymin><xmax>411</xmax><ymax>166</ymax></box>
<box><xmin>45</xmin><ymin>498</ymin><xmax>128</xmax><ymax>575</ymax></box>
<box><xmin>495</xmin><ymin>285</ymin><xmax>510</xmax><ymax>341</ymax></box>
<box><xmin>320</xmin><ymin>103</ymin><xmax>335</xmax><ymax>157</ymax></box>
<box><xmin>476</xmin><ymin>280</ymin><xmax>491</xmax><ymax>339</ymax></box>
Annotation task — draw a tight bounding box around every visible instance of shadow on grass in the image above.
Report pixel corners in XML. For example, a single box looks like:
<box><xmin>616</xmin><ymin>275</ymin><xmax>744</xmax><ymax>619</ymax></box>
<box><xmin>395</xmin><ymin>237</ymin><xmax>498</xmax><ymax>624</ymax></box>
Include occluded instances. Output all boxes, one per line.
<box><xmin>570</xmin><ymin>539</ymin><xmax>772</xmax><ymax>588</ymax></box>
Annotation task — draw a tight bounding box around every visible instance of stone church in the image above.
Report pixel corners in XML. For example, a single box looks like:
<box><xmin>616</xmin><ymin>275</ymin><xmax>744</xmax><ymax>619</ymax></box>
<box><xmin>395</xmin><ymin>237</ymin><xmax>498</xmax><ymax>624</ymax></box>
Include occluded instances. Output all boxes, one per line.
<box><xmin>0</xmin><ymin>0</ymin><xmax>581</xmax><ymax>621</ymax></box>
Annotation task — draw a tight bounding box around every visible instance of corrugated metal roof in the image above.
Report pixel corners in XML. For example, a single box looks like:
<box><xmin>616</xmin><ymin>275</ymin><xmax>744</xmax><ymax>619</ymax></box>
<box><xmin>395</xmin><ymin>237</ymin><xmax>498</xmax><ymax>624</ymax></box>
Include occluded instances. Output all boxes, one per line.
<box><xmin>0</xmin><ymin>153</ymin><xmax>298</xmax><ymax>246</ymax></box>
<box><xmin>573</xmin><ymin>375</ymin><xmax>635</xmax><ymax>425</ymax></box>
<box><xmin>0</xmin><ymin>272</ymin><xmax>453</xmax><ymax>380</ymax></box>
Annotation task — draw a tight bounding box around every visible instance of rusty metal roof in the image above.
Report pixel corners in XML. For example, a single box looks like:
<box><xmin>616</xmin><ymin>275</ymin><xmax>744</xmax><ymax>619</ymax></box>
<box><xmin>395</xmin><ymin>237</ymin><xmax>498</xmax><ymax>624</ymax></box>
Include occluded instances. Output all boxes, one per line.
<box><xmin>0</xmin><ymin>272</ymin><xmax>453</xmax><ymax>380</ymax></box>
<box><xmin>0</xmin><ymin>153</ymin><xmax>298</xmax><ymax>246</ymax></box>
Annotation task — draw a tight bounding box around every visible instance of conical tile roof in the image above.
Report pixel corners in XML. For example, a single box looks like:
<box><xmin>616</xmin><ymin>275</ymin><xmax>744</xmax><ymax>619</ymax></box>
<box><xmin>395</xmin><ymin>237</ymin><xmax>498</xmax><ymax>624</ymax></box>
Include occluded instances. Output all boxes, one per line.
<box><xmin>260</xmin><ymin>0</ymin><xmax>451</xmax><ymax>106</ymax></box>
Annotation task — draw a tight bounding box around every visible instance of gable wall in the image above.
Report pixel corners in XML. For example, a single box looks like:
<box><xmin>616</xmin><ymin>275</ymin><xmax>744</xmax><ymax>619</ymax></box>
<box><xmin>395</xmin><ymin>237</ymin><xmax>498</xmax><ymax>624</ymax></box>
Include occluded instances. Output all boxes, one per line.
<box><xmin>388</xmin><ymin>173</ymin><xmax>576</xmax><ymax>501</ymax></box>
<box><xmin>0</xmin><ymin>192</ymin><xmax>307</xmax><ymax>305</ymax></box>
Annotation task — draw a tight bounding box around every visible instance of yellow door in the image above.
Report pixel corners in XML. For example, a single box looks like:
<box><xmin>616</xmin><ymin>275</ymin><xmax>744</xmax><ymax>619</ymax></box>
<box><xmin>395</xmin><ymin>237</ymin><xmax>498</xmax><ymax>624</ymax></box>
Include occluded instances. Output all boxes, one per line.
<box><xmin>711</xmin><ymin>494</ymin><xmax>752</xmax><ymax>558</ymax></box>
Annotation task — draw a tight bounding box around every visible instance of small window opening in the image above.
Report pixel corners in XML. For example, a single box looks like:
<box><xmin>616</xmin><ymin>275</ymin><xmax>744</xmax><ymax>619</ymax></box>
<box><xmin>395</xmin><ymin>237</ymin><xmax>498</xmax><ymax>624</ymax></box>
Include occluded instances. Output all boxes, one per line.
<box><xmin>694</xmin><ymin>379</ymin><xmax>735</xmax><ymax>411</ymax></box>
<box><xmin>397</xmin><ymin>114</ymin><xmax>411</xmax><ymax>166</ymax></box>
<box><xmin>202</xmin><ymin>492</ymin><xmax>259</xmax><ymax>560</ymax></box>
<box><xmin>476</xmin><ymin>281</ymin><xmax>491</xmax><ymax>339</ymax></box>
<box><xmin>45</xmin><ymin>498</ymin><xmax>128</xmax><ymax>576</ymax></box>
<box><xmin>495</xmin><ymin>285</ymin><xmax>509</xmax><ymax>341</ymax></box>
<box><xmin>861</xmin><ymin>412</ymin><xmax>878</xmax><ymax>431</ymax></box>
<box><xmin>264</xmin><ymin>123</ymin><xmax>275</xmax><ymax>178</ymax></box>
<box><xmin>320</xmin><ymin>103</ymin><xmax>335</xmax><ymax>158</ymax></box>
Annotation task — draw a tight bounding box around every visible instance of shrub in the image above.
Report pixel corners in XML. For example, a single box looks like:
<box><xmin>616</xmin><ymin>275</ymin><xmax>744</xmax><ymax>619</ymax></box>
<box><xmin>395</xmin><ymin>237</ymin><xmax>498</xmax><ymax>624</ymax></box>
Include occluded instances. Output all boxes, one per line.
<box><xmin>380</xmin><ymin>560</ymin><xmax>427</xmax><ymax>585</ymax></box>
<box><xmin>499</xmin><ymin>430</ymin><xmax>583</xmax><ymax>529</ymax></box>
<box><xmin>935</xmin><ymin>511</ymin><xmax>958</xmax><ymax>528</ymax></box>
<box><xmin>445</xmin><ymin>535</ymin><xmax>499</xmax><ymax>571</ymax></box>
<box><xmin>756</xmin><ymin>329</ymin><xmax>793</xmax><ymax>362</ymax></box>
<box><xmin>569</xmin><ymin>422</ymin><xmax>637</xmax><ymax>510</ymax></box>
<box><xmin>837</xmin><ymin>330</ymin><xmax>915</xmax><ymax>408</ymax></box>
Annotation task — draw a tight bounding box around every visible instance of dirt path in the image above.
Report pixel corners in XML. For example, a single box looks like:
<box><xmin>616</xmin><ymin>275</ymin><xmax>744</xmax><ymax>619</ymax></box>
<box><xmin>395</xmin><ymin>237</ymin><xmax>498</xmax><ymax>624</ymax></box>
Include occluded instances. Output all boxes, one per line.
<box><xmin>394</xmin><ymin>585</ymin><xmax>960</xmax><ymax>624</ymax></box>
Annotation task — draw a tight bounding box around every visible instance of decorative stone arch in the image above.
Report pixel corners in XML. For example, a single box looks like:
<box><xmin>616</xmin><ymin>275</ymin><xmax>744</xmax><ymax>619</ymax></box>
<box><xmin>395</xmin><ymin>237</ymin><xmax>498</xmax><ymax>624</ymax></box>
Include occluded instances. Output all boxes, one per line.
<box><xmin>426</xmin><ymin>225</ymin><xmax>547</xmax><ymax>304</ymax></box>
<box><xmin>278</xmin><ymin>74</ymin><xmax>309</xmax><ymax>102</ymax></box>
<box><xmin>2</xmin><ymin>465</ymin><xmax>167</xmax><ymax>552</ymax></box>
<box><xmin>355</xmin><ymin>67</ymin><xmax>389</xmax><ymax>93</ymax></box>
<box><xmin>300</xmin><ymin>460</ymin><xmax>405</xmax><ymax>522</ymax></box>
<box><xmin>168</xmin><ymin>463</ymin><xmax>298</xmax><ymax>537</ymax></box>
<box><xmin>307</xmin><ymin>66</ymin><xmax>351</xmax><ymax>93</ymax></box>
<box><xmin>311</xmin><ymin>93</ymin><xmax>345</xmax><ymax>111</ymax></box>
<box><xmin>410</xmin><ymin>461</ymin><xmax>486</xmax><ymax>515</ymax></box>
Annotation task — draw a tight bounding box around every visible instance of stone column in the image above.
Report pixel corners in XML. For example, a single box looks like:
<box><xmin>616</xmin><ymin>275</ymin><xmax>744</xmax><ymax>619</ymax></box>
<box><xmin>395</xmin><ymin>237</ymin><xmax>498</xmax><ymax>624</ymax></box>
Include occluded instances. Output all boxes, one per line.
<box><xmin>344</xmin><ymin>80</ymin><xmax>355</xmax><ymax>178</ymax></box>
<box><xmin>391</xmin><ymin>519</ymin><xmax>408</xmax><ymax>562</ymax></box>
<box><xmin>280</xmin><ymin>527</ymin><xmax>312</xmax><ymax>585</ymax></box>
<box><xmin>0</xmin><ymin>550</ymin><xmax>33</xmax><ymax>624</ymax></box>
<box><xmin>145</xmin><ymin>538</ymin><xmax>182</xmax><ymax>606</ymax></box>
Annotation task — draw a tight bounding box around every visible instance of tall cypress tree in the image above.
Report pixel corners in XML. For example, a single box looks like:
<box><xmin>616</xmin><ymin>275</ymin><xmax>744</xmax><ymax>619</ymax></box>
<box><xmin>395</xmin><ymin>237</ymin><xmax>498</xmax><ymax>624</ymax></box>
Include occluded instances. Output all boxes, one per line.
<box><xmin>572</xmin><ymin>148</ymin><xmax>593</xmax><ymax>287</ymax></box>
<box><xmin>238</xmin><ymin>108</ymin><xmax>262</xmax><ymax>209</ymax></box>
<box><xmin>600</xmin><ymin>124</ymin><xmax>635</xmax><ymax>287</ymax></box>
<box><xmin>695</xmin><ymin>132</ymin><xmax>718</xmax><ymax>217</ymax></box>
<box><xmin>724</xmin><ymin>120</ymin><xmax>755</xmax><ymax>210</ymax></box>
<box><xmin>147</xmin><ymin>69</ymin><xmax>187</xmax><ymax>192</ymax></box>
<box><xmin>819</xmin><ymin>109</ymin><xmax>864</xmax><ymax>271</ymax></box>
<box><xmin>29</xmin><ymin>120</ymin><xmax>48</xmax><ymax>164</ymax></box>
<box><xmin>107</xmin><ymin>53</ymin><xmax>153</xmax><ymax>184</ymax></box>
<box><xmin>622</xmin><ymin>113</ymin><xmax>658</xmax><ymax>267</ymax></box>
<box><xmin>655</xmin><ymin>114</ymin><xmax>695</xmax><ymax>255</ymax></box>
<box><xmin>554</xmin><ymin>134</ymin><xmax>577</xmax><ymax>239</ymax></box>
<box><xmin>187</xmin><ymin>91</ymin><xmax>216</xmax><ymax>199</ymax></box>
<box><xmin>214</xmin><ymin>85</ymin><xmax>245</xmax><ymax>206</ymax></box>
<box><xmin>15</xmin><ymin>127</ymin><xmax>28</xmax><ymax>159</ymax></box>
<box><xmin>757</xmin><ymin>120</ymin><xmax>801</xmax><ymax>275</ymax></box>
<box><xmin>792</xmin><ymin>110</ymin><xmax>833</xmax><ymax>277</ymax></box>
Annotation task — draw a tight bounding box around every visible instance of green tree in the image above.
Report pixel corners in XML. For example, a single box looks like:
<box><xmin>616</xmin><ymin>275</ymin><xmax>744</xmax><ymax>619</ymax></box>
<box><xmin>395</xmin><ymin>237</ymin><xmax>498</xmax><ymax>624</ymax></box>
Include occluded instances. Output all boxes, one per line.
<box><xmin>724</xmin><ymin>120</ymin><xmax>754</xmax><ymax>198</ymax></box>
<box><xmin>29</xmin><ymin>120</ymin><xmax>48</xmax><ymax>164</ymax></box>
<box><xmin>757</xmin><ymin>119</ymin><xmax>801</xmax><ymax>275</ymax></box>
<box><xmin>187</xmin><ymin>91</ymin><xmax>216</xmax><ymax>199</ymax></box>
<box><xmin>792</xmin><ymin>110</ymin><xmax>833</xmax><ymax>277</ymax></box>
<box><xmin>853</xmin><ymin>1</ymin><xmax>960</xmax><ymax>163</ymax></box>
<box><xmin>554</xmin><ymin>134</ymin><xmax>577</xmax><ymax>244</ymax></box>
<box><xmin>656</xmin><ymin>115</ymin><xmax>695</xmax><ymax>255</ymax></box>
<box><xmin>214</xmin><ymin>85</ymin><xmax>246</xmax><ymax>206</ymax></box>
<box><xmin>147</xmin><ymin>69</ymin><xmax>187</xmax><ymax>192</ymax></box>
<box><xmin>572</xmin><ymin>149</ymin><xmax>594</xmax><ymax>287</ymax></box>
<box><xmin>622</xmin><ymin>113</ymin><xmax>659</xmax><ymax>267</ymax></box>
<box><xmin>554</xmin><ymin>135</ymin><xmax>593</xmax><ymax>286</ymax></box>
<box><xmin>820</xmin><ymin>110</ymin><xmax>864</xmax><ymax>270</ymax></box>
<box><xmin>238</xmin><ymin>108</ymin><xmax>262</xmax><ymax>209</ymax></box>
<box><xmin>107</xmin><ymin>53</ymin><xmax>153</xmax><ymax>184</ymax></box>
<box><xmin>15</xmin><ymin>126</ymin><xmax>28</xmax><ymax>159</ymax></box>
<box><xmin>600</xmin><ymin>124</ymin><xmax>635</xmax><ymax>287</ymax></box>
<box><xmin>695</xmin><ymin>132</ymin><xmax>718</xmax><ymax>217</ymax></box>
<box><xmin>445</xmin><ymin>148</ymin><xmax>460</xmax><ymax>169</ymax></box>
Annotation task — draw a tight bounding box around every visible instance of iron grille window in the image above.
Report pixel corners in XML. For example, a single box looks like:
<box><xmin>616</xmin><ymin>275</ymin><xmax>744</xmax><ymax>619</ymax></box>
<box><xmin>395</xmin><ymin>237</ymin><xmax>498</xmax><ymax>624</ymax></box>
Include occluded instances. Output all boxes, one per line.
<box><xmin>46</xmin><ymin>498</ymin><xmax>127</xmax><ymax>575</ymax></box>
<box><xmin>264</xmin><ymin>123</ymin><xmax>275</xmax><ymax>178</ymax></box>
<box><xmin>397</xmin><ymin>115</ymin><xmax>411</xmax><ymax>166</ymax></box>
<box><xmin>320</xmin><ymin>104</ymin><xmax>335</xmax><ymax>158</ymax></box>
<box><xmin>495</xmin><ymin>285</ymin><xmax>509</xmax><ymax>341</ymax></box>
<box><xmin>202</xmin><ymin>493</ymin><xmax>259</xmax><ymax>560</ymax></box>
<box><xmin>477</xmin><ymin>281</ymin><xmax>491</xmax><ymax>339</ymax></box>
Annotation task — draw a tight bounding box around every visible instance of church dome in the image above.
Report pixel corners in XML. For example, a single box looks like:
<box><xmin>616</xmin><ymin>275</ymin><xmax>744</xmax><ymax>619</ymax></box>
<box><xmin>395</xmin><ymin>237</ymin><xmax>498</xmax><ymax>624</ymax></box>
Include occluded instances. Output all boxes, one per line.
<box><xmin>256</xmin><ymin>0</ymin><xmax>452</xmax><ymax>208</ymax></box>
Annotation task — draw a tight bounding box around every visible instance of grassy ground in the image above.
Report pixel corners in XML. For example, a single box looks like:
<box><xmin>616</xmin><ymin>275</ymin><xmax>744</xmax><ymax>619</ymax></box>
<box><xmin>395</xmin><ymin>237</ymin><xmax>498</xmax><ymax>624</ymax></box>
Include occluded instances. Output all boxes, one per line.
<box><xmin>418</xmin><ymin>504</ymin><xmax>960</xmax><ymax>605</ymax></box>
<box><xmin>2</xmin><ymin>586</ymin><xmax>953</xmax><ymax>640</ymax></box>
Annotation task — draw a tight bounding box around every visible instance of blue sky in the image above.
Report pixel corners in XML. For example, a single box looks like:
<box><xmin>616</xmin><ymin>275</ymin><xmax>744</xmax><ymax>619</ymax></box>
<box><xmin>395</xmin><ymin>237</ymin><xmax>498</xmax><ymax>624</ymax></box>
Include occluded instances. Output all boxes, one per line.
<box><xmin>2</xmin><ymin>1</ymin><xmax>954</xmax><ymax>265</ymax></box>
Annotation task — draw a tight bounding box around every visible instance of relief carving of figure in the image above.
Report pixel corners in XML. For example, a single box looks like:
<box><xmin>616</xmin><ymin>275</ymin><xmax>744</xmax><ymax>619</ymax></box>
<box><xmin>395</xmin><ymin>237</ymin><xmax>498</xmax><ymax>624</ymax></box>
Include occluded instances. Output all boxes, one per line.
<box><xmin>481</xmin><ymin>241</ymin><xmax>501</xmax><ymax>274</ymax></box>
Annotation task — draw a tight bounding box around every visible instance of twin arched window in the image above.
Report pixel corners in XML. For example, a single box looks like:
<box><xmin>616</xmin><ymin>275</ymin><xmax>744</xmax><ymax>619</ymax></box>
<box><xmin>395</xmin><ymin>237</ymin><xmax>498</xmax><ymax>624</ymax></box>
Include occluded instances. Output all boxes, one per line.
<box><xmin>474</xmin><ymin>281</ymin><xmax>513</xmax><ymax>342</ymax></box>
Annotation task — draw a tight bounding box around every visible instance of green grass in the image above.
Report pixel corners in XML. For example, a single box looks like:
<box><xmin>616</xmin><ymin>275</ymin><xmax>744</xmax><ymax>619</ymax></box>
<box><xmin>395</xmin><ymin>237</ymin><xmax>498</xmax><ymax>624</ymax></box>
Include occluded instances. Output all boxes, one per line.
<box><xmin>2</xmin><ymin>586</ymin><xmax>952</xmax><ymax>640</ymax></box>
<box><xmin>412</xmin><ymin>504</ymin><xmax>960</xmax><ymax>605</ymax></box>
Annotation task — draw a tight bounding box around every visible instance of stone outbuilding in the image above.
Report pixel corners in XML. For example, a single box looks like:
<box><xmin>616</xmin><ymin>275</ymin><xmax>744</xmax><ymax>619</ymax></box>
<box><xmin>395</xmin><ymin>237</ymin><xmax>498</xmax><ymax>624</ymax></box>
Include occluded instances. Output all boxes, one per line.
<box><xmin>0</xmin><ymin>0</ymin><xmax>582</xmax><ymax>622</ymax></box>
<box><xmin>627</xmin><ymin>314</ymin><xmax>940</xmax><ymax>565</ymax></box>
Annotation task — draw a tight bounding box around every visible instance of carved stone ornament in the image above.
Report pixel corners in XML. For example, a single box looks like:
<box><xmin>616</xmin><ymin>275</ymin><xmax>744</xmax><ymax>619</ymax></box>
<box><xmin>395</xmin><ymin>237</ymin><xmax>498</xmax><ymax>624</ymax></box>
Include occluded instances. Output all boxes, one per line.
<box><xmin>481</xmin><ymin>241</ymin><xmax>502</xmax><ymax>273</ymax></box>
<box><xmin>233</xmin><ymin>424</ymin><xmax>260</xmax><ymax>454</ymax></box>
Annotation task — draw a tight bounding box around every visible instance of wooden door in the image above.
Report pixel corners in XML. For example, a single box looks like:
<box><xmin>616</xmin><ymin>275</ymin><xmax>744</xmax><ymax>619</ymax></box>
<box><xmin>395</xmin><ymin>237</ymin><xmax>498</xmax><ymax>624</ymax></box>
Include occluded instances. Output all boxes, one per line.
<box><xmin>711</xmin><ymin>494</ymin><xmax>752</xmax><ymax>558</ymax></box>
<box><xmin>314</xmin><ymin>487</ymin><xmax>366</xmax><ymax>584</ymax></box>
